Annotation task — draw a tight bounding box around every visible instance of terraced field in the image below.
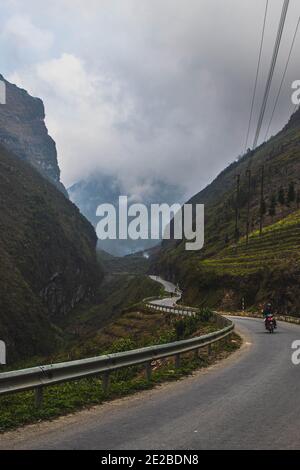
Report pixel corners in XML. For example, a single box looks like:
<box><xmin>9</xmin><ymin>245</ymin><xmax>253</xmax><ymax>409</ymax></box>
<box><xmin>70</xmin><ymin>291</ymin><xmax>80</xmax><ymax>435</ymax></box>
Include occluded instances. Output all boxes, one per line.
<box><xmin>201</xmin><ymin>210</ymin><xmax>300</xmax><ymax>276</ymax></box>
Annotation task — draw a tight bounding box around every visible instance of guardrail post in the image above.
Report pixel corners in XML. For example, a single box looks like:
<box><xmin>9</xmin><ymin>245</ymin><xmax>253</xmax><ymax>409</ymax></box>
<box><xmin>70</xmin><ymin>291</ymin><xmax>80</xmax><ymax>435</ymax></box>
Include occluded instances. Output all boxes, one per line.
<box><xmin>35</xmin><ymin>387</ymin><xmax>44</xmax><ymax>408</ymax></box>
<box><xmin>145</xmin><ymin>362</ymin><xmax>152</xmax><ymax>381</ymax></box>
<box><xmin>102</xmin><ymin>371</ymin><xmax>110</xmax><ymax>394</ymax></box>
<box><xmin>0</xmin><ymin>306</ymin><xmax>233</xmax><ymax>401</ymax></box>
<box><xmin>175</xmin><ymin>353</ymin><xmax>181</xmax><ymax>369</ymax></box>
<box><xmin>194</xmin><ymin>348</ymin><xmax>199</xmax><ymax>359</ymax></box>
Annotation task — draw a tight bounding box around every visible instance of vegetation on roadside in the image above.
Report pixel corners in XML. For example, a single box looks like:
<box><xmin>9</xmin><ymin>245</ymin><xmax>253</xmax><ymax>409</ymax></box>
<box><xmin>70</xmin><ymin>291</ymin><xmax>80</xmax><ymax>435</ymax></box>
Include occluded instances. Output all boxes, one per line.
<box><xmin>0</xmin><ymin>330</ymin><xmax>241</xmax><ymax>433</ymax></box>
<box><xmin>2</xmin><ymin>274</ymin><xmax>163</xmax><ymax>370</ymax></box>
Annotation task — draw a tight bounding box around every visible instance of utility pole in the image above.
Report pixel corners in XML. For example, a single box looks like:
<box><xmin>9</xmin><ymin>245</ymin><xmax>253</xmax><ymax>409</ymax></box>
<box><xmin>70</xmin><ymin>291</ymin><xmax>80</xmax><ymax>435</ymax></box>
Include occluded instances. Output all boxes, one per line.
<box><xmin>246</xmin><ymin>169</ymin><xmax>251</xmax><ymax>247</ymax></box>
<box><xmin>235</xmin><ymin>174</ymin><xmax>240</xmax><ymax>243</ymax></box>
<box><xmin>259</xmin><ymin>165</ymin><xmax>265</xmax><ymax>236</ymax></box>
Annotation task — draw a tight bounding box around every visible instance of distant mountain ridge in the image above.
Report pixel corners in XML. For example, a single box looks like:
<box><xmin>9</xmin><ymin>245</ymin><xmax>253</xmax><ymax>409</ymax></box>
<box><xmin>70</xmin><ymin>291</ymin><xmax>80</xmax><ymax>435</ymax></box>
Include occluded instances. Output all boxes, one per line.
<box><xmin>0</xmin><ymin>74</ymin><xmax>67</xmax><ymax>196</ymax></box>
<box><xmin>69</xmin><ymin>173</ymin><xmax>184</xmax><ymax>256</ymax></box>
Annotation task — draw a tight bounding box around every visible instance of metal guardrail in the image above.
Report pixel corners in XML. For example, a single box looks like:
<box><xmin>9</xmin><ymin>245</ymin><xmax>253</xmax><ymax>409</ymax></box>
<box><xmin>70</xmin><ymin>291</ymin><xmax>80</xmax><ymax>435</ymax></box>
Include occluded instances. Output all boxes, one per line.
<box><xmin>0</xmin><ymin>301</ymin><xmax>234</xmax><ymax>407</ymax></box>
<box><xmin>144</xmin><ymin>302</ymin><xmax>197</xmax><ymax>317</ymax></box>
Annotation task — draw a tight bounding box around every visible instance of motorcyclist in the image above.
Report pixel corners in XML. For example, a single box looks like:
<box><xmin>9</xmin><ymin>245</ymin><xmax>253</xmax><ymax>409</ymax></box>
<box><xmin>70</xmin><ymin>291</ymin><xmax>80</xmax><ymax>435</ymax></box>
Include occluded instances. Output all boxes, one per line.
<box><xmin>263</xmin><ymin>302</ymin><xmax>277</xmax><ymax>329</ymax></box>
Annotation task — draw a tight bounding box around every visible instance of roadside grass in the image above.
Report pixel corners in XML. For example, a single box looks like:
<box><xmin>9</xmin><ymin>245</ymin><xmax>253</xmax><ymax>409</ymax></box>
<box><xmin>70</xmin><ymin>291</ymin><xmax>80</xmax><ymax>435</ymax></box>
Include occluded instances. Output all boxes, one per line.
<box><xmin>1</xmin><ymin>275</ymin><xmax>164</xmax><ymax>372</ymax></box>
<box><xmin>0</xmin><ymin>332</ymin><xmax>241</xmax><ymax>433</ymax></box>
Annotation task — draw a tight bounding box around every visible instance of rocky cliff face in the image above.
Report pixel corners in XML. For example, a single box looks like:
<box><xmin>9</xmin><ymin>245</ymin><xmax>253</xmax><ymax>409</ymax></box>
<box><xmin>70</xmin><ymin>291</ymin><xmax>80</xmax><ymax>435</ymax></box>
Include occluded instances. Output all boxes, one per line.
<box><xmin>0</xmin><ymin>74</ymin><xmax>67</xmax><ymax>196</ymax></box>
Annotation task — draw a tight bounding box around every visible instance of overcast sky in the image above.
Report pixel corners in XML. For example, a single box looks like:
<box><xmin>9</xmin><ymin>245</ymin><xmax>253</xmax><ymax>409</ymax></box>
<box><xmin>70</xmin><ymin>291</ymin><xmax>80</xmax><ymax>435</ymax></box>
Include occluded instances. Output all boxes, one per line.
<box><xmin>1</xmin><ymin>0</ymin><xmax>299</xmax><ymax>200</ymax></box>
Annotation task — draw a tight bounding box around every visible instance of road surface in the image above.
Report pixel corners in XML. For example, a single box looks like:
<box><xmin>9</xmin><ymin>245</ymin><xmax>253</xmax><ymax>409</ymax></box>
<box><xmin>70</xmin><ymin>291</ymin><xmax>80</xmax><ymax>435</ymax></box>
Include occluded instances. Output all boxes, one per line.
<box><xmin>1</xmin><ymin>316</ymin><xmax>300</xmax><ymax>450</ymax></box>
<box><xmin>149</xmin><ymin>275</ymin><xmax>181</xmax><ymax>306</ymax></box>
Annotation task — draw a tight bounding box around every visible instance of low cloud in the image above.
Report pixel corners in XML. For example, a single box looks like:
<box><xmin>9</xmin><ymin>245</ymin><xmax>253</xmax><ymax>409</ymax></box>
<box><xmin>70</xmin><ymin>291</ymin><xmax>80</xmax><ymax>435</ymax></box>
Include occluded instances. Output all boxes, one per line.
<box><xmin>1</xmin><ymin>0</ymin><xmax>300</xmax><ymax>200</ymax></box>
<box><xmin>3</xmin><ymin>15</ymin><xmax>54</xmax><ymax>53</ymax></box>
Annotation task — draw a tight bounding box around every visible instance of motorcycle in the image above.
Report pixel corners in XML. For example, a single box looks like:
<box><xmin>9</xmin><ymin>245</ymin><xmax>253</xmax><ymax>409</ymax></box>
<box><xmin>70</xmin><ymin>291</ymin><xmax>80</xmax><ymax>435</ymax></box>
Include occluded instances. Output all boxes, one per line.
<box><xmin>265</xmin><ymin>315</ymin><xmax>276</xmax><ymax>333</ymax></box>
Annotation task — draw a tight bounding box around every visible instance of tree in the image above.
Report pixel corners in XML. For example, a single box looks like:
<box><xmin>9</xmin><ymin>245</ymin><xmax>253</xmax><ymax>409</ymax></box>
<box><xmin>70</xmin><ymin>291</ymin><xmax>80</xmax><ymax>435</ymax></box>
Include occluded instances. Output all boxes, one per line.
<box><xmin>278</xmin><ymin>186</ymin><xmax>285</xmax><ymax>205</ymax></box>
<box><xmin>287</xmin><ymin>181</ymin><xmax>296</xmax><ymax>204</ymax></box>
<box><xmin>175</xmin><ymin>319</ymin><xmax>185</xmax><ymax>340</ymax></box>
<box><xmin>261</xmin><ymin>198</ymin><xmax>266</xmax><ymax>216</ymax></box>
<box><xmin>269</xmin><ymin>194</ymin><xmax>277</xmax><ymax>219</ymax></box>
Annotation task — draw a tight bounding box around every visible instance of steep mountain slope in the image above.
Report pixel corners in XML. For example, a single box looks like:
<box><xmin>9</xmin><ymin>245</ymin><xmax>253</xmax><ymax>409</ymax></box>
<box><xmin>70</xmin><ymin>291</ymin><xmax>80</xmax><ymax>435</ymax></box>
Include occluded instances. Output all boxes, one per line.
<box><xmin>0</xmin><ymin>144</ymin><xmax>102</xmax><ymax>361</ymax></box>
<box><xmin>155</xmin><ymin>109</ymin><xmax>300</xmax><ymax>314</ymax></box>
<box><xmin>0</xmin><ymin>74</ymin><xmax>67</xmax><ymax>196</ymax></box>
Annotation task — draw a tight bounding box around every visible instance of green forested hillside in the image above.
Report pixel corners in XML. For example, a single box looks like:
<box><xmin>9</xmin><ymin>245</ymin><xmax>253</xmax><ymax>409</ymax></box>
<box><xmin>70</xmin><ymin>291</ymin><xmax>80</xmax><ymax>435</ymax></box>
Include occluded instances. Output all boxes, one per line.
<box><xmin>155</xmin><ymin>109</ymin><xmax>300</xmax><ymax>314</ymax></box>
<box><xmin>0</xmin><ymin>144</ymin><xmax>102</xmax><ymax>361</ymax></box>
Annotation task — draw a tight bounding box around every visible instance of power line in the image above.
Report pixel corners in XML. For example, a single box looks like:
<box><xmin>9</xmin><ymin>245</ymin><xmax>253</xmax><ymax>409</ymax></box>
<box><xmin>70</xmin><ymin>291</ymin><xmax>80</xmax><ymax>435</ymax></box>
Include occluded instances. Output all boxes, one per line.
<box><xmin>264</xmin><ymin>15</ymin><xmax>300</xmax><ymax>140</ymax></box>
<box><xmin>252</xmin><ymin>0</ymin><xmax>290</xmax><ymax>149</ymax></box>
<box><xmin>244</xmin><ymin>0</ymin><xmax>269</xmax><ymax>152</ymax></box>
<box><xmin>253</xmin><ymin>0</ymin><xmax>290</xmax><ymax>148</ymax></box>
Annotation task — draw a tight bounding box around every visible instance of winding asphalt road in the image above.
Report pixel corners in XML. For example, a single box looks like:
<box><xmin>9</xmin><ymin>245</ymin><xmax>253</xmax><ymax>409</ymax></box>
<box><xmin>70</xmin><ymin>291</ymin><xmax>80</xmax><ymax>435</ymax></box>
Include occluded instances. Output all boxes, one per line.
<box><xmin>1</xmin><ymin>316</ymin><xmax>300</xmax><ymax>450</ymax></box>
<box><xmin>148</xmin><ymin>275</ymin><xmax>181</xmax><ymax>306</ymax></box>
